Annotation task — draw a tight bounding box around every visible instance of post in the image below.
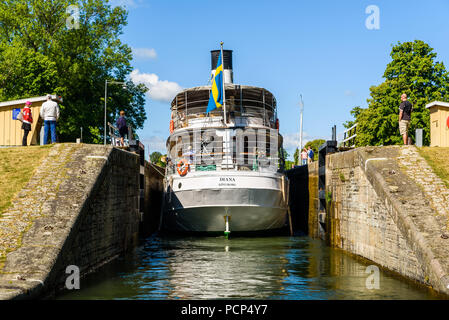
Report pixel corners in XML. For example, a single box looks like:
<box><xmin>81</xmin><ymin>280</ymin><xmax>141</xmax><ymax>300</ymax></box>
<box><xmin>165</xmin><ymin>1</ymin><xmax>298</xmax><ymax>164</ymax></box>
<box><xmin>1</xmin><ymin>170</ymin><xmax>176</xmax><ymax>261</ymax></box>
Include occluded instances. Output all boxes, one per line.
<box><xmin>104</xmin><ymin>80</ymin><xmax>107</xmax><ymax>145</ymax></box>
<box><xmin>416</xmin><ymin>128</ymin><xmax>423</xmax><ymax>147</ymax></box>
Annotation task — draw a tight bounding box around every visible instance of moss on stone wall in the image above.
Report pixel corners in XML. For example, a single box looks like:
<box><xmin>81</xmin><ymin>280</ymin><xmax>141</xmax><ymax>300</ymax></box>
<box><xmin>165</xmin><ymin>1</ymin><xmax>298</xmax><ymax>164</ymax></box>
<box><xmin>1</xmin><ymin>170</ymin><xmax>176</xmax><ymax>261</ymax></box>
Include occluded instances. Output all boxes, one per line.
<box><xmin>0</xmin><ymin>145</ymin><xmax>52</xmax><ymax>215</ymax></box>
<box><xmin>418</xmin><ymin>147</ymin><xmax>449</xmax><ymax>188</ymax></box>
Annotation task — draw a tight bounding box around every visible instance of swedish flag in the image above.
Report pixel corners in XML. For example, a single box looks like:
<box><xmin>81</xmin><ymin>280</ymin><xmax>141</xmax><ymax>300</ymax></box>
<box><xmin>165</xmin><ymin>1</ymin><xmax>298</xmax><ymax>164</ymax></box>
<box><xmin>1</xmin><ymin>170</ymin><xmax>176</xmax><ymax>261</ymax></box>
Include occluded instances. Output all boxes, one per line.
<box><xmin>207</xmin><ymin>50</ymin><xmax>223</xmax><ymax>113</ymax></box>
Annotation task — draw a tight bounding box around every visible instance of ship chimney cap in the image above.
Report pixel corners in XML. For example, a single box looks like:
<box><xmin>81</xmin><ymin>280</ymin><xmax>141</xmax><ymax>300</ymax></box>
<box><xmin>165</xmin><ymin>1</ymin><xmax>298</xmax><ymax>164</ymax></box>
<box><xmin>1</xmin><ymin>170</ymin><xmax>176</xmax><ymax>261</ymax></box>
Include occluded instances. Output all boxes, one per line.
<box><xmin>211</xmin><ymin>49</ymin><xmax>233</xmax><ymax>70</ymax></box>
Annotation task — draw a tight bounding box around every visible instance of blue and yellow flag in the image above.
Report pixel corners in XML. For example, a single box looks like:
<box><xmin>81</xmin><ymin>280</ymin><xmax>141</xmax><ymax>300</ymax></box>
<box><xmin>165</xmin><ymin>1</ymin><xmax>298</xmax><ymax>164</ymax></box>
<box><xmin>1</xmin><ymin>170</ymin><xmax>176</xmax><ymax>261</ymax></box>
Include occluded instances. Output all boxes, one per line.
<box><xmin>207</xmin><ymin>51</ymin><xmax>223</xmax><ymax>113</ymax></box>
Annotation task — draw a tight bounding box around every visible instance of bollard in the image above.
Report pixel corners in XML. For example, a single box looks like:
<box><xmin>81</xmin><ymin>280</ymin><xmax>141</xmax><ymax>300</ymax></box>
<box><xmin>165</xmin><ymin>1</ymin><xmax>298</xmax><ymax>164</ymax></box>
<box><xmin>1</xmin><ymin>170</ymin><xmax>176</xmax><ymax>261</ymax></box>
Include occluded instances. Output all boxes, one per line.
<box><xmin>415</xmin><ymin>129</ymin><xmax>423</xmax><ymax>147</ymax></box>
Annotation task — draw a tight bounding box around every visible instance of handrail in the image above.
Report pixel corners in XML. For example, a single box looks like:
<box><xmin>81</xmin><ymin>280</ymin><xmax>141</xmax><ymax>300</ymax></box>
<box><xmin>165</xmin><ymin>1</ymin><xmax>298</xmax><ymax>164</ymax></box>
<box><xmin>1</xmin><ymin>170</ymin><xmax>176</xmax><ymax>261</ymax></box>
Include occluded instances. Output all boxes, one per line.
<box><xmin>108</xmin><ymin>122</ymin><xmax>133</xmax><ymax>147</ymax></box>
<box><xmin>339</xmin><ymin>123</ymin><xmax>357</xmax><ymax>148</ymax></box>
<box><xmin>172</xmin><ymin>109</ymin><xmax>276</xmax><ymax>130</ymax></box>
<box><xmin>173</xmin><ymin>98</ymin><xmax>276</xmax><ymax>111</ymax></box>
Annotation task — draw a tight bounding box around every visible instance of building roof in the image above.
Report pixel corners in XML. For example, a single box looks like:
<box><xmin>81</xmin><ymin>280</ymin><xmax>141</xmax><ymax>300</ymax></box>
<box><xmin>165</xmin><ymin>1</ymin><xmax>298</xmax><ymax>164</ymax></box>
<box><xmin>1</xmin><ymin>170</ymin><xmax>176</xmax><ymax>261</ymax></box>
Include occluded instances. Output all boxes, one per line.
<box><xmin>425</xmin><ymin>101</ymin><xmax>449</xmax><ymax>109</ymax></box>
<box><xmin>0</xmin><ymin>95</ymin><xmax>63</xmax><ymax>109</ymax></box>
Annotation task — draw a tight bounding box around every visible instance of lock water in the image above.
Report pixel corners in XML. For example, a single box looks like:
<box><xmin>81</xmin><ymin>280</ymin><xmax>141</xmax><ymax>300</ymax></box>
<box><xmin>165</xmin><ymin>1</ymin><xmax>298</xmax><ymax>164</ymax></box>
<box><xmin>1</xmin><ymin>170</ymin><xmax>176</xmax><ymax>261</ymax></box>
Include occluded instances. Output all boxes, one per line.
<box><xmin>57</xmin><ymin>235</ymin><xmax>443</xmax><ymax>300</ymax></box>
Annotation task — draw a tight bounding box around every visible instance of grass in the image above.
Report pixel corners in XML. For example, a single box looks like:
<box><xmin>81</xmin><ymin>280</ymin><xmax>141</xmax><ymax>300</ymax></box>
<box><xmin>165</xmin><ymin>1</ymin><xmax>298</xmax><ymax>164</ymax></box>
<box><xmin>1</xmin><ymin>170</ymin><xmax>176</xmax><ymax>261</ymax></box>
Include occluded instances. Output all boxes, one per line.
<box><xmin>418</xmin><ymin>147</ymin><xmax>449</xmax><ymax>188</ymax></box>
<box><xmin>0</xmin><ymin>145</ymin><xmax>52</xmax><ymax>215</ymax></box>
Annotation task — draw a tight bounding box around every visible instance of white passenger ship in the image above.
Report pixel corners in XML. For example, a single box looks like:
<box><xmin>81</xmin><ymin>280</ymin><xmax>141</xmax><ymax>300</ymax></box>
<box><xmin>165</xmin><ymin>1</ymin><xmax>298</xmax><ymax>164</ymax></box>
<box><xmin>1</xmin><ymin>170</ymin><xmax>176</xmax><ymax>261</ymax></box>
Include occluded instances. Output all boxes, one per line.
<box><xmin>160</xmin><ymin>49</ymin><xmax>289</xmax><ymax>235</ymax></box>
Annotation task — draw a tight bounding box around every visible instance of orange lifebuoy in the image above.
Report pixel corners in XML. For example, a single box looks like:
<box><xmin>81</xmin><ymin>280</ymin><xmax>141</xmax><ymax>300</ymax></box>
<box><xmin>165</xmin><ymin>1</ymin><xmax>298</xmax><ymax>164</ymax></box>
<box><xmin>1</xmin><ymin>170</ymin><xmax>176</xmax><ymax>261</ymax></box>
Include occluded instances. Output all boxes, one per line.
<box><xmin>170</xmin><ymin>120</ymin><xmax>174</xmax><ymax>133</ymax></box>
<box><xmin>177</xmin><ymin>159</ymin><xmax>189</xmax><ymax>176</ymax></box>
<box><xmin>275</xmin><ymin>118</ymin><xmax>279</xmax><ymax>130</ymax></box>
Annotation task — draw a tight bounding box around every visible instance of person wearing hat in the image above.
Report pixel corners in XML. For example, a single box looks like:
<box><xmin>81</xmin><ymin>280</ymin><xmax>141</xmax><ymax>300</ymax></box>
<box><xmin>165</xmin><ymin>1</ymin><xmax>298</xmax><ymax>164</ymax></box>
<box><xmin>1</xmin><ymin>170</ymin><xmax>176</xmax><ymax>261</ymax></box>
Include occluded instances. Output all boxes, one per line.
<box><xmin>40</xmin><ymin>94</ymin><xmax>60</xmax><ymax>144</ymax></box>
<box><xmin>22</xmin><ymin>101</ymin><xmax>33</xmax><ymax>146</ymax></box>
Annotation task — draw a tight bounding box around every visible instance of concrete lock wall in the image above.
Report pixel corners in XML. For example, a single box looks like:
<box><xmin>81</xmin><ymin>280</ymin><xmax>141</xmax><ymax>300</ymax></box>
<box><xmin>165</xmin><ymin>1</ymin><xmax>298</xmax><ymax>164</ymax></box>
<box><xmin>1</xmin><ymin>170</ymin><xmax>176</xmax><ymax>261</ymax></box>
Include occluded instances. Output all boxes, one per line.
<box><xmin>314</xmin><ymin>146</ymin><xmax>449</xmax><ymax>295</ymax></box>
<box><xmin>0</xmin><ymin>144</ymin><xmax>141</xmax><ymax>299</ymax></box>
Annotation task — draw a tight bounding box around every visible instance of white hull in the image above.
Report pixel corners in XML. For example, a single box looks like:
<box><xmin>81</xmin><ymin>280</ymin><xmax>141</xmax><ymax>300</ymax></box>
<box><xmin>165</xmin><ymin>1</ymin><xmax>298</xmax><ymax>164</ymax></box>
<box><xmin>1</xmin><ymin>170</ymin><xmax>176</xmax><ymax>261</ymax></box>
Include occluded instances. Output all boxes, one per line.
<box><xmin>161</xmin><ymin>171</ymin><xmax>289</xmax><ymax>233</ymax></box>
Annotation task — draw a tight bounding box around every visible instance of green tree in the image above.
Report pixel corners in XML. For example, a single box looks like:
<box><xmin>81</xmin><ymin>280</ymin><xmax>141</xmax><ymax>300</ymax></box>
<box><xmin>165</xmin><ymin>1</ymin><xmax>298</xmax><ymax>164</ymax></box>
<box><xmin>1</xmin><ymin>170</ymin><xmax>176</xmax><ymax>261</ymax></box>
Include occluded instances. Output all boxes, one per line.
<box><xmin>0</xmin><ymin>0</ymin><xmax>148</xmax><ymax>143</ymax></box>
<box><xmin>150</xmin><ymin>151</ymin><xmax>162</xmax><ymax>163</ymax></box>
<box><xmin>293</xmin><ymin>148</ymin><xmax>299</xmax><ymax>165</ymax></box>
<box><xmin>346</xmin><ymin>40</ymin><xmax>449</xmax><ymax>146</ymax></box>
<box><xmin>150</xmin><ymin>151</ymin><xmax>166</xmax><ymax>168</ymax></box>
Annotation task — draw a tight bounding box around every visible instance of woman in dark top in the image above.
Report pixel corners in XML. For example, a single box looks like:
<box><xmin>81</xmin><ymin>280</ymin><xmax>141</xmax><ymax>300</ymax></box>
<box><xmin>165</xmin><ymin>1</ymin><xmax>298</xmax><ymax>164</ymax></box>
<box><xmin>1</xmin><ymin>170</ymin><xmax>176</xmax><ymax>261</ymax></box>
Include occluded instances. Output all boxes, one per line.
<box><xmin>116</xmin><ymin>110</ymin><xmax>128</xmax><ymax>146</ymax></box>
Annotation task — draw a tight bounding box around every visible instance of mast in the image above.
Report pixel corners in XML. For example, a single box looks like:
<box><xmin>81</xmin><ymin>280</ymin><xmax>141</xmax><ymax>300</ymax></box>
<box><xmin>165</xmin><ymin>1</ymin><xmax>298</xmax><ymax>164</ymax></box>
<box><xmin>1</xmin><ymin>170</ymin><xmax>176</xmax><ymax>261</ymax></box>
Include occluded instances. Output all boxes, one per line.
<box><xmin>221</xmin><ymin>41</ymin><xmax>227</xmax><ymax>125</ymax></box>
<box><xmin>298</xmin><ymin>94</ymin><xmax>304</xmax><ymax>165</ymax></box>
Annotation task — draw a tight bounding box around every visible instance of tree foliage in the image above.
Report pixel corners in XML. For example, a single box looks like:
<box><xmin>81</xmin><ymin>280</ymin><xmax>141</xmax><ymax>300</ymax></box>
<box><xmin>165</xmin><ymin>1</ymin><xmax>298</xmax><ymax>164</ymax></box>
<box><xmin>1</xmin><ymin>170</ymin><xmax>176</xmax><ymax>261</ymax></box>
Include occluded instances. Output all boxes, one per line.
<box><xmin>0</xmin><ymin>0</ymin><xmax>148</xmax><ymax>143</ymax></box>
<box><xmin>150</xmin><ymin>151</ymin><xmax>166</xmax><ymax>168</ymax></box>
<box><xmin>293</xmin><ymin>148</ymin><xmax>299</xmax><ymax>165</ymax></box>
<box><xmin>346</xmin><ymin>40</ymin><xmax>449</xmax><ymax>146</ymax></box>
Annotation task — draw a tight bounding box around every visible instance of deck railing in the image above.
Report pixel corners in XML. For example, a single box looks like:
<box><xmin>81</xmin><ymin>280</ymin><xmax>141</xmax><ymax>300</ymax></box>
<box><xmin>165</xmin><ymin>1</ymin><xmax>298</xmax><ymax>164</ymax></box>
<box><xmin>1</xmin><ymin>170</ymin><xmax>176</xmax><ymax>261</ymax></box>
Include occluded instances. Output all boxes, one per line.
<box><xmin>172</xmin><ymin>105</ymin><xmax>276</xmax><ymax>131</ymax></box>
<box><xmin>165</xmin><ymin>152</ymin><xmax>280</xmax><ymax>175</ymax></box>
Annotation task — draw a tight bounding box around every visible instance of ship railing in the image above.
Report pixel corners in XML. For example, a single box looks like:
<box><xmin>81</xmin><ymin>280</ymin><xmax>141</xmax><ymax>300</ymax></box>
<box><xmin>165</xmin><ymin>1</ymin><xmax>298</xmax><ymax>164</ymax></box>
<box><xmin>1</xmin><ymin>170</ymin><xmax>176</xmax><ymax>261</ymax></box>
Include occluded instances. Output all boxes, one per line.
<box><xmin>172</xmin><ymin>105</ymin><xmax>276</xmax><ymax>130</ymax></box>
<box><xmin>165</xmin><ymin>154</ymin><xmax>280</xmax><ymax>174</ymax></box>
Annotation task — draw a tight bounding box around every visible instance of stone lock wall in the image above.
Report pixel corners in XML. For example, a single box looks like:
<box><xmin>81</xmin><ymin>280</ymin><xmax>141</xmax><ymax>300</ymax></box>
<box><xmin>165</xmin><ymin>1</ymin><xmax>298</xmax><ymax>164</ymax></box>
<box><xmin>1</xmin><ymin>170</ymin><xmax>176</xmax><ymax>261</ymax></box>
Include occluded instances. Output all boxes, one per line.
<box><xmin>320</xmin><ymin>146</ymin><xmax>449</xmax><ymax>295</ymax></box>
<box><xmin>0</xmin><ymin>144</ymin><xmax>141</xmax><ymax>299</ymax></box>
<box><xmin>307</xmin><ymin>161</ymin><xmax>320</xmax><ymax>239</ymax></box>
<box><xmin>53</xmin><ymin>146</ymin><xmax>141</xmax><ymax>286</ymax></box>
<box><xmin>325</xmin><ymin>149</ymin><xmax>426</xmax><ymax>283</ymax></box>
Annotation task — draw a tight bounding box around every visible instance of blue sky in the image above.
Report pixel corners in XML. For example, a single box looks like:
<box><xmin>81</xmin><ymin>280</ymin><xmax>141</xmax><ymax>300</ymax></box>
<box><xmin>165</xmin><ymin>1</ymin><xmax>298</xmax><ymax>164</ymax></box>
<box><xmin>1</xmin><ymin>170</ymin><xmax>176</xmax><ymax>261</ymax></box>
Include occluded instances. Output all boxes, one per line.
<box><xmin>113</xmin><ymin>0</ymin><xmax>449</xmax><ymax>159</ymax></box>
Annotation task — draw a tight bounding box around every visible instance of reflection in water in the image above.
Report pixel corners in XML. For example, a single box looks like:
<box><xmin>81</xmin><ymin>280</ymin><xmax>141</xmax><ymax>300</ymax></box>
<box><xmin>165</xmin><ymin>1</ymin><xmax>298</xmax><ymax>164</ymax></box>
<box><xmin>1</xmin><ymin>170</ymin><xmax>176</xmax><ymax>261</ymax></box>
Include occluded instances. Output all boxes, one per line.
<box><xmin>58</xmin><ymin>236</ymin><xmax>442</xmax><ymax>300</ymax></box>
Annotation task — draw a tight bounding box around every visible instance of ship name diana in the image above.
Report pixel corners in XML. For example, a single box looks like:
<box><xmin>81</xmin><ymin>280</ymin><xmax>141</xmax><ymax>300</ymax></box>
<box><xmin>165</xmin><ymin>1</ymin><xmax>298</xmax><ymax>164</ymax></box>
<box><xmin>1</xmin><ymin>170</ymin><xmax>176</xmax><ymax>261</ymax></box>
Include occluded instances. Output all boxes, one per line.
<box><xmin>219</xmin><ymin>177</ymin><xmax>236</xmax><ymax>186</ymax></box>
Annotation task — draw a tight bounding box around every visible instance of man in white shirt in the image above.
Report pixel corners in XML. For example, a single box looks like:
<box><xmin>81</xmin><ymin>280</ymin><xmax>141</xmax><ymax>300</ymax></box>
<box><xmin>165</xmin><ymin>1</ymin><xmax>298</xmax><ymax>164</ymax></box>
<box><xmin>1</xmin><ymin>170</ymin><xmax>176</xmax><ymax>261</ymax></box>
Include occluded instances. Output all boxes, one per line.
<box><xmin>40</xmin><ymin>94</ymin><xmax>60</xmax><ymax>144</ymax></box>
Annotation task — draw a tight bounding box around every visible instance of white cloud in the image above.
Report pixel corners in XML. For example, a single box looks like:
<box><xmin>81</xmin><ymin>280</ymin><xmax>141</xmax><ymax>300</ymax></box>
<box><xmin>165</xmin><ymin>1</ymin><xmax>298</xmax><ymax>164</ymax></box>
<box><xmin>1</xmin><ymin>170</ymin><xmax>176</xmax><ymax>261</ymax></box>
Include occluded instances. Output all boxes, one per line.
<box><xmin>141</xmin><ymin>136</ymin><xmax>167</xmax><ymax>156</ymax></box>
<box><xmin>281</xmin><ymin>131</ymin><xmax>328</xmax><ymax>159</ymax></box>
<box><xmin>283</xmin><ymin>132</ymin><xmax>308</xmax><ymax>151</ymax></box>
<box><xmin>130</xmin><ymin>69</ymin><xmax>183</xmax><ymax>102</ymax></box>
<box><xmin>344</xmin><ymin>90</ymin><xmax>356</xmax><ymax>97</ymax></box>
<box><xmin>132</xmin><ymin>48</ymin><xmax>157</xmax><ymax>60</ymax></box>
<box><xmin>110</xmin><ymin>0</ymin><xmax>139</xmax><ymax>8</ymax></box>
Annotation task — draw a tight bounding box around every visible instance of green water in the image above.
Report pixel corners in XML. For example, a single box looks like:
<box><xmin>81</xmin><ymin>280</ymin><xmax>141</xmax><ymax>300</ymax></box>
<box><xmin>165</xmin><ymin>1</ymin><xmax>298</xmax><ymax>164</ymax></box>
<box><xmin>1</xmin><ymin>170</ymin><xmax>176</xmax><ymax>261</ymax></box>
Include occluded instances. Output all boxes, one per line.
<box><xmin>57</xmin><ymin>235</ymin><xmax>443</xmax><ymax>300</ymax></box>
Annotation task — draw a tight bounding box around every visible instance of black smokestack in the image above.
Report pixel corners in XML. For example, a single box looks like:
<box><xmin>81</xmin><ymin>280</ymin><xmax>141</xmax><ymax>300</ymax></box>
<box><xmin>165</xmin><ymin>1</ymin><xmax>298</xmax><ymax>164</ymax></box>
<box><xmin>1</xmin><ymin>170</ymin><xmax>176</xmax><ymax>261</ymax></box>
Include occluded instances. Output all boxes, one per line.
<box><xmin>210</xmin><ymin>49</ymin><xmax>233</xmax><ymax>83</ymax></box>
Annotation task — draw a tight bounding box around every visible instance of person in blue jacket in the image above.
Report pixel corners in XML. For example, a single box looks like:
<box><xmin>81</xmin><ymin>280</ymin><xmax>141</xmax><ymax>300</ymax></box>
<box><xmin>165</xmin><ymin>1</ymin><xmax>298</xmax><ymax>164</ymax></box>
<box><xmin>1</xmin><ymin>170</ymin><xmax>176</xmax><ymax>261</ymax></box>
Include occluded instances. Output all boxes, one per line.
<box><xmin>307</xmin><ymin>146</ymin><xmax>314</xmax><ymax>164</ymax></box>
